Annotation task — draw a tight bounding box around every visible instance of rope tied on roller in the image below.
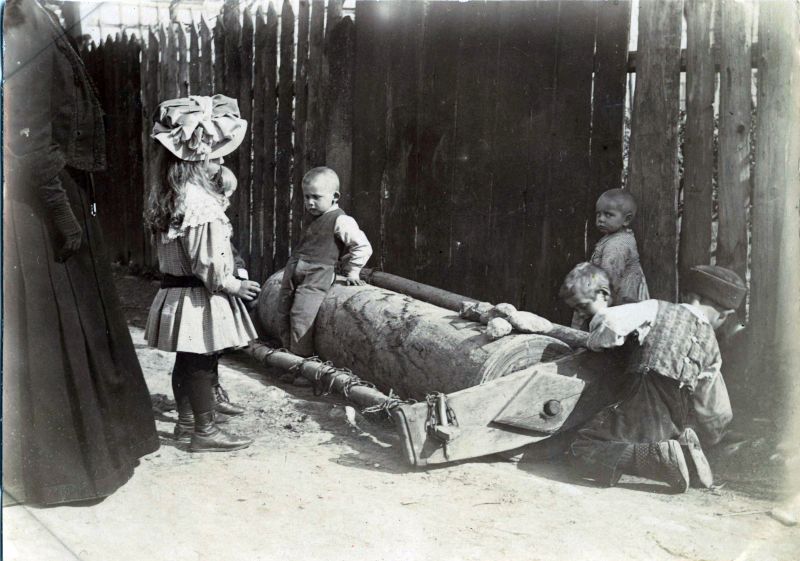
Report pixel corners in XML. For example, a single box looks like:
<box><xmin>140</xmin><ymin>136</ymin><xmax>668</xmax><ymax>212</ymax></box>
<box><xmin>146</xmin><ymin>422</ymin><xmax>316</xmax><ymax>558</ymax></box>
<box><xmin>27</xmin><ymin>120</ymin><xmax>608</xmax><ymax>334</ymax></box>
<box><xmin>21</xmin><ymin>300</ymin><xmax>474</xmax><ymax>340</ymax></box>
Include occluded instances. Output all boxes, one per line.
<box><xmin>360</xmin><ymin>389</ymin><xmax>411</xmax><ymax>420</ymax></box>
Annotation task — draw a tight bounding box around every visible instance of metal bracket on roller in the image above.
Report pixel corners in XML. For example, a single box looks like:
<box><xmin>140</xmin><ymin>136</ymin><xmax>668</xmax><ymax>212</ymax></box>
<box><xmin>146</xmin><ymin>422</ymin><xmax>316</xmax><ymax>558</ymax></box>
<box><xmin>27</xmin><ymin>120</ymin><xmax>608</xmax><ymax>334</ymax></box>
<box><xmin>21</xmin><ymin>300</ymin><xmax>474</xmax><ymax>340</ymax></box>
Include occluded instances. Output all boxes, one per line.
<box><xmin>433</xmin><ymin>424</ymin><xmax>460</xmax><ymax>443</ymax></box>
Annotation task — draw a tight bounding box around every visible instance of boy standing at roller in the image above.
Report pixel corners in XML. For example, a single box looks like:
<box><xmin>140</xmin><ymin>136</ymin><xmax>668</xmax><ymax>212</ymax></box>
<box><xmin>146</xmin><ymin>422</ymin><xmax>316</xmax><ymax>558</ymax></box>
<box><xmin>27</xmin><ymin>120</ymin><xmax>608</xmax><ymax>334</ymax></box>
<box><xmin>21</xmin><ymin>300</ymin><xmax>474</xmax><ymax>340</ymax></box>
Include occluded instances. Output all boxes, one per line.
<box><xmin>276</xmin><ymin>167</ymin><xmax>372</xmax><ymax>369</ymax></box>
<box><xmin>560</xmin><ymin>263</ymin><xmax>743</xmax><ymax>493</ymax></box>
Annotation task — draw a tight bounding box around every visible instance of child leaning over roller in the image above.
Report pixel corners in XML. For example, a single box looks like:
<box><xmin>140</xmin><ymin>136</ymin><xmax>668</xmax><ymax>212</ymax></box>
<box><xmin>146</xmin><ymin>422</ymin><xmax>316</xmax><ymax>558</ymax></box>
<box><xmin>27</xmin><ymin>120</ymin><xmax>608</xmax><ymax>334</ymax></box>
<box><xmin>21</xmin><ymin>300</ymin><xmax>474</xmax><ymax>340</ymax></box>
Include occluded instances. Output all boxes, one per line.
<box><xmin>572</xmin><ymin>188</ymin><xmax>649</xmax><ymax>329</ymax></box>
<box><xmin>560</xmin><ymin>262</ymin><xmax>743</xmax><ymax>493</ymax></box>
<box><xmin>144</xmin><ymin>95</ymin><xmax>260</xmax><ymax>452</ymax></box>
<box><xmin>276</xmin><ymin>166</ymin><xmax>373</xmax><ymax>378</ymax></box>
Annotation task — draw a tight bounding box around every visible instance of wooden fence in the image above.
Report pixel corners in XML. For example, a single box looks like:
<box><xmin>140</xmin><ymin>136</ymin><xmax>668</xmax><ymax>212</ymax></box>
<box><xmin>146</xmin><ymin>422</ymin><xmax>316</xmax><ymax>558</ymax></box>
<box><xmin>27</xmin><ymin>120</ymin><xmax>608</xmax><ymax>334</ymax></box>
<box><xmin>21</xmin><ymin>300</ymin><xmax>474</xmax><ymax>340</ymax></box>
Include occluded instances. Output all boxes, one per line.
<box><xmin>83</xmin><ymin>0</ymin><xmax>782</xmax><ymax>327</ymax></box>
<box><xmin>82</xmin><ymin>0</ymin><xmax>350</xmax><ymax>283</ymax></box>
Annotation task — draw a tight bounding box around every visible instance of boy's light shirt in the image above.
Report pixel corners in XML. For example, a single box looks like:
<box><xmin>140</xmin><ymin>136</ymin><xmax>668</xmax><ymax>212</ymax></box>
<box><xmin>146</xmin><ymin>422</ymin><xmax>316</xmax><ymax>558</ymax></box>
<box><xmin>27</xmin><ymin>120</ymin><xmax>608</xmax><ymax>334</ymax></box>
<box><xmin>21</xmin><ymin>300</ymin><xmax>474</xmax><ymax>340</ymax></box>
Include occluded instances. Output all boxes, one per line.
<box><xmin>321</xmin><ymin>203</ymin><xmax>372</xmax><ymax>279</ymax></box>
<box><xmin>586</xmin><ymin>299</ymin><xmax>731</xmax><ymax>445</ymax></box>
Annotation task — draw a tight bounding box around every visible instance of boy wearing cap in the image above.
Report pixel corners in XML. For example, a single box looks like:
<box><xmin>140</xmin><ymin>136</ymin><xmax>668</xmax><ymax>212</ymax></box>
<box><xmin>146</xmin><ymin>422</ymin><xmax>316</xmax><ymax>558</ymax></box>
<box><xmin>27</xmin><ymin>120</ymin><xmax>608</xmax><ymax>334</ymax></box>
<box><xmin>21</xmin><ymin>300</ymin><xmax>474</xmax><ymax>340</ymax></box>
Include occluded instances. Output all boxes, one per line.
<box><xmin>561</xmin><ymin>264</ymin><xmax>745</xmax><ymax>493</ymax></box>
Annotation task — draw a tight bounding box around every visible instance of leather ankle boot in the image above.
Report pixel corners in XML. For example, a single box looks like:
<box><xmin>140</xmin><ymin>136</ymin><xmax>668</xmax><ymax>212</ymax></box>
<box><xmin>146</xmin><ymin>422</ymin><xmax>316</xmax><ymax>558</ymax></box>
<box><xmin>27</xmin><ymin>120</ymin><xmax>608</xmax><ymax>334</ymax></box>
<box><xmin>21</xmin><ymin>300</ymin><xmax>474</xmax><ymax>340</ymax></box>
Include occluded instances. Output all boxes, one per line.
<box><xmin>174</xmin><ymin>399</ymin><xmax>231</xmax><ymax>443</ymax></box>
<box><xmin>173</xmin><ymin>395</ymin><xmax>195</xmax><ymax>443</ymax></box>
<box><xmin>190</xmin><ymin>411</ymin><xmax>253</xmax><ymax>453</ymax></box>
<box><xmin>214</xmin><ymin>384</ymin><xmax>246</xmax><ymax>416</ymax></box>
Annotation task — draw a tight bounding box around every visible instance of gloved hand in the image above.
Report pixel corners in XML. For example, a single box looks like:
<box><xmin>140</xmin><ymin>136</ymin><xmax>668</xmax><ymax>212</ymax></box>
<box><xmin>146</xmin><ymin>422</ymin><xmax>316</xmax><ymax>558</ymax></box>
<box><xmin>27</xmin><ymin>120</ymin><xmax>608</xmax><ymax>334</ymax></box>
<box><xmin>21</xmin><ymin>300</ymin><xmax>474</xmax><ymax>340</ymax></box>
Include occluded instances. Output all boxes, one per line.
<box><xmin>40</xmin><ymin>177</ymin><xmax>83</xmax><ymax>262</ymax></box>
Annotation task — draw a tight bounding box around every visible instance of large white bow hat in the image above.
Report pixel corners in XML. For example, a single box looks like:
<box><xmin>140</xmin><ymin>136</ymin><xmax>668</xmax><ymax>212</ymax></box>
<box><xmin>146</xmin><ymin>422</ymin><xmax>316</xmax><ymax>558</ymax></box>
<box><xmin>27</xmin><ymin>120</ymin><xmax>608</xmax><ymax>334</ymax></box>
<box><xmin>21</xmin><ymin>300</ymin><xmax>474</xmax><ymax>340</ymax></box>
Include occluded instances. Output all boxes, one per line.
<box><xmin>151</xmin><ymin>95</ymin><xmax>247</xmax><ymax>161</ymax></box>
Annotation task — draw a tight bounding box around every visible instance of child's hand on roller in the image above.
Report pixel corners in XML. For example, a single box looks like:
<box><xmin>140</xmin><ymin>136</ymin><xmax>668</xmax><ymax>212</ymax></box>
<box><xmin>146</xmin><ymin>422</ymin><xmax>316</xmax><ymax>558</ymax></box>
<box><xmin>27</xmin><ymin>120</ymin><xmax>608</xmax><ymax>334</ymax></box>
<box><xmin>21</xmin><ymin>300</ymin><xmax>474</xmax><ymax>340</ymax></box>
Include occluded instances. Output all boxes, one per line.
<box><xmin>343</xmin><ymin>276</ymin><xmax>366</xmax><ymax>286</ymax></box>
<box><xmin>235</xmin><ymin>280</ymin><xmax>262</xmax><ymax>301</ymax></box>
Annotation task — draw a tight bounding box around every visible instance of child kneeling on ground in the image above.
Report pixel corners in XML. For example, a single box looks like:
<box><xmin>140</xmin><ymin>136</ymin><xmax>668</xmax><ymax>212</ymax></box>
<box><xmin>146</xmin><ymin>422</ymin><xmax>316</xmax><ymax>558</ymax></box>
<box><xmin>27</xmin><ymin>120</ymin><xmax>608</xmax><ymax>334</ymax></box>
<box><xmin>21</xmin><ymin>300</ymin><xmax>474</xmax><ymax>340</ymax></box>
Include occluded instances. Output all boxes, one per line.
<box><xmin>276</xmin><ymin>166</ymin><xmax>372</xmax><ymax>383</ymax></box>
<box><xmin>559</xmin><ymin>262</ymin><xmax>743</xmax><ymax>493</ymax></box>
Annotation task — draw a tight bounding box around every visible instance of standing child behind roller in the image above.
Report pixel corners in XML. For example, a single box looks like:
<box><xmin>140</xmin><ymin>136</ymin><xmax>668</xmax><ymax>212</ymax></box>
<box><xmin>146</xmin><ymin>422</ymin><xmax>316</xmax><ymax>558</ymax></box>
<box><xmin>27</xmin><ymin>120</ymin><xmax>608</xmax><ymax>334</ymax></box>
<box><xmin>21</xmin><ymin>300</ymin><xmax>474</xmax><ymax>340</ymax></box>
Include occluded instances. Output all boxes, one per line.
<box><xmin>277</xmin><ymin>167</ymin><xmax>372</xmax><ymax>378</ymax></box>
<box><xmin>144</xmin><ymin>95</ymin><xmax>260</xmax><ymax>452</ymax></box>
<box><xmin>573</xmin><ymin>188</ymin><xmax>649</xmax><ymax>329</ymax></box>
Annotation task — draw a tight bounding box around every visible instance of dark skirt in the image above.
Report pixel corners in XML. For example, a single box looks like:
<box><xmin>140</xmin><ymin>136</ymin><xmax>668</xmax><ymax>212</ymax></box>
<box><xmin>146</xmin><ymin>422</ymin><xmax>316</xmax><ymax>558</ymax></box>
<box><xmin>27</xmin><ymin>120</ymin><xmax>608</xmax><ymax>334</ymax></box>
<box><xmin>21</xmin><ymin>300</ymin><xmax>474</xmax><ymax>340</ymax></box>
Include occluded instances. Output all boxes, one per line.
<box><xmin>2</xmin><ymin>168</ymin><xmax>159</xmax><ymax>506</ymax></box>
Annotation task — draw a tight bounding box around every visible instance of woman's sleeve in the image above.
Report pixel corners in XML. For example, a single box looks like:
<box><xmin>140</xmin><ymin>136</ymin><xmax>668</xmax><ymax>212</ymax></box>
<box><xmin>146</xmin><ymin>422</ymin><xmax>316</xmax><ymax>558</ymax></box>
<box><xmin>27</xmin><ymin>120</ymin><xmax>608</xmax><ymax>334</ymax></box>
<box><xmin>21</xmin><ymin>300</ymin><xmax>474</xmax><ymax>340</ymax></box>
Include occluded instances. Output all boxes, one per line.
<box><xmin>180</xmin><ymin>221</ymin><xmax>242</xmax><ymax>295</ymax></box>
<box><xmin>4</xmin><ymin>16</ymin><xmax>66</xmax><ymax>185</ymax></box>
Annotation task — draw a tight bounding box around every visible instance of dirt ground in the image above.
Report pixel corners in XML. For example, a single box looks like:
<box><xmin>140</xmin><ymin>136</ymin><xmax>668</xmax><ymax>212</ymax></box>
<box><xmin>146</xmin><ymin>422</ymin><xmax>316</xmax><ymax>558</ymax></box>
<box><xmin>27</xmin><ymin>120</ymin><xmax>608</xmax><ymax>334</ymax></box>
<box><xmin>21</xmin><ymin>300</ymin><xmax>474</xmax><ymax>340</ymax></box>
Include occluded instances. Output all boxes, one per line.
<box><xmin>3</xmin><ymin>272</ymin><xmax>799</xmax><ymax>561</ymax></box>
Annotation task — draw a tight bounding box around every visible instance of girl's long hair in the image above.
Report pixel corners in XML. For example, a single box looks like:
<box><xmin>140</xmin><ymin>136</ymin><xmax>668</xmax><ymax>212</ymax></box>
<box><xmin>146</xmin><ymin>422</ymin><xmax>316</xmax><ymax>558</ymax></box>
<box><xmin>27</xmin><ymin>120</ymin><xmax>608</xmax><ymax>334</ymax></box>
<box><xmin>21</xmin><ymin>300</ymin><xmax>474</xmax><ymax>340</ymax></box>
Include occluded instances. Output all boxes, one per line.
<box><xmin>143</xmin><ymin>147</ymin><xmax>220</xmax><ymax>239</ymax></box>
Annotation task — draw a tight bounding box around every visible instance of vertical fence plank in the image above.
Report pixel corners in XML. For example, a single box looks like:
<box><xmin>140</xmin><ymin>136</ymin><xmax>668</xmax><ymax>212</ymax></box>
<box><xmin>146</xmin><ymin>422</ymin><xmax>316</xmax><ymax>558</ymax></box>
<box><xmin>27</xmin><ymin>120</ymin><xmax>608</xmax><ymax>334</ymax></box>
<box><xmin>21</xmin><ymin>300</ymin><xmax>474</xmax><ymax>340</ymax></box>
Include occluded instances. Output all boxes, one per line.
<box><xmin>305</xmin><ymin>0</ymin><xmax>326</xmax><ymax>171</ymax></box>
<box><xmin>540</xmin><ymin>1</ymin><xmax>597</xmax><ymax>322</ymax></box>
<box><xmin>239</xmin><ymin>7</ymin><xmax>255</xmax><ymax>260</ymax></box>
<box><xmin>627</xmin><ymin>0</ymin><xmax>684</xmax><ymax>301</ymax></box>
<box><xmin>750</xmin><ymin>0</ymin><xmax>800</xmax><ymax>421</ymax></box>
<box><xmin>223</xmin><ymin>1</ymin><xmax>242</xmax><ymax>237</ymax></box>
<box><xmin>199</xmin><ymin>18</ymin><xmax>213</xmax><ymax>95</ymax></box>
<box><xmin>127</xmin><ymin>35</ymin><xmax>145</xmax><ymax>268</ymax></box>
<box><xmin>250</xmin><ymin>6</ymin><xmax>267</xmax><ymax>282</ymax></box>
<box><xmin>717</xmin><ymin>0</ymin><xmax>752</xmax><ymax>287</ymax></box>
<box><xmin>291</xmin><ymin>0</ymin><xmax>311</xmax><ymax>247</ymax></box>
<box><xmin>378</xmin><ymin>1</ymin><xmax>426</xmax><ymax>280</ymax></box>
<box><xmin>326</xmin><ymin>0</ymin><xmax>343</xmax><ymax>37</ymax></box>
<box><xmin>213</xmin><ymin>17</ymin><xmax>225</xmax><ymax>94</ymax></box>
<box><xmin>324</xmin><ymin>17</ymin><xmax>355</xmax><ymax>212</ymax></box>
<box><xmin>144</xmin><ymin>29</ymin><xmax>161</xmax><ymax>268</ymax></box>
<box><xmin>679</xmin><ymin>0</ymin><xmax>716</xmax><ymax>278</ymax></box>
<box><xmin>448</xmin><ymin>1</ymin><xmax>500</xmax><ymax>299</ymax></box>
<box><xmin>413</xmin><ymin>2</ymin><xmax>462</xmax><ymax>289</ymax></box>
<box><xmin>102</xmin><ymin>36</ymin><xmax>121</xmax><ymax>261</ymax></box>
<box><xmin>588</xmin><ymin>0</ymin><xmax>632</xmax><ymax>250</ymax></box>
<box><xmin>189</xmin><ymin>22</ymin><xmax>200</xmax><ymax>95</ymax></box>
<box><xmin>275</xmin><ymin>0</ymin><xmax>295</xmax><ymax>267</ymax></box>
<box><xmin>264</xmin><ymin>1</ymin><xmax>280</xmax><ymax>278</ymax></box>
<box><xmin>351</xmin><ymin>2</ymin><xmax>390</xmax><ymax>265</ymax></box>
<box><xmin>164</xmin><ymin>25</ymin><xmax>179</xmax><ymax>100</ymax></box>
<box><xmin>177</xmin><ymin>23</ymin><xmax>189</xmax><ymax>96</ymax></box>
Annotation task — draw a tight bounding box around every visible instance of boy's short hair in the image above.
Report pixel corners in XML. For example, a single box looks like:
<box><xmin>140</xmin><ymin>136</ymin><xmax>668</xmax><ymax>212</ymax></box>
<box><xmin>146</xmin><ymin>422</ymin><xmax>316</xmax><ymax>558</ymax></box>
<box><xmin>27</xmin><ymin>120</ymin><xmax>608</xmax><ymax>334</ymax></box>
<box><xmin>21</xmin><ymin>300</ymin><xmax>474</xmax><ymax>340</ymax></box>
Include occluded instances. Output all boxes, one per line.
<box><xmin>302</xmin><ymin>166</ymin><xmax>340</xmax><ymax>193</ymax></box>
<box><xmin>598</xmin><ymin>188</ymin><xmax>637</xmax><ymax>218</ymax></box>
<box><xmin>559</xmin><ymin>262</ymin><xmax>611</xmax><ymax>302</ymax></box>
<box><xmin>683</xmin><ymin>265</ymin><xmax>745</xmax><ymax>310</ymax></box>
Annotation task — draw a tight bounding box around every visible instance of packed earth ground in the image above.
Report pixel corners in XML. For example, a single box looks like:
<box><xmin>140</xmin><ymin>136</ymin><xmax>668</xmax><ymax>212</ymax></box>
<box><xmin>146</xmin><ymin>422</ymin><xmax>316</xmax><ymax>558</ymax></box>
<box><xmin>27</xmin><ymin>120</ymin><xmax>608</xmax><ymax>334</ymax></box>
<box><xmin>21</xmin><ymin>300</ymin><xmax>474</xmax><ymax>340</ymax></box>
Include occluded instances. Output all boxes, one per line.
<box><xmin>3</xmin><ymin>270</ymin><xmax>799</xmax><ymax>561</ymax></box>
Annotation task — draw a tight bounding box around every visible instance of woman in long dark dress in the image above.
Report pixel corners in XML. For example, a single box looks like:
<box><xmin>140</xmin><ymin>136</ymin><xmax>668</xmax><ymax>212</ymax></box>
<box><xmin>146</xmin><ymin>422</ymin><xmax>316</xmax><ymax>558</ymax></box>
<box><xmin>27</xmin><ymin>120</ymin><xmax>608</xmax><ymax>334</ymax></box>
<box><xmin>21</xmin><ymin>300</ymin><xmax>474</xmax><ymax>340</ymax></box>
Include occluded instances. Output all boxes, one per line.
<box><xmin>2</xmin><ymin>0</ymin><xmax>159</xmax><ymax>505</ymax></box>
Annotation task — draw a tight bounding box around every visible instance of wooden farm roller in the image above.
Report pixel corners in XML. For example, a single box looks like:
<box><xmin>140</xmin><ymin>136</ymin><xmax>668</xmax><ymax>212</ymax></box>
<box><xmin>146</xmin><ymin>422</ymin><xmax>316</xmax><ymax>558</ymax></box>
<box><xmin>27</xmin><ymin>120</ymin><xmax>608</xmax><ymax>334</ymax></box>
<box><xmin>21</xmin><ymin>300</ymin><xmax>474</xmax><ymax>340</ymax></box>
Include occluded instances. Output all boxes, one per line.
<box><xmin>256</xmin><ymin>270</ymin><xmax>573</xmax><ymax>401</ymax></box>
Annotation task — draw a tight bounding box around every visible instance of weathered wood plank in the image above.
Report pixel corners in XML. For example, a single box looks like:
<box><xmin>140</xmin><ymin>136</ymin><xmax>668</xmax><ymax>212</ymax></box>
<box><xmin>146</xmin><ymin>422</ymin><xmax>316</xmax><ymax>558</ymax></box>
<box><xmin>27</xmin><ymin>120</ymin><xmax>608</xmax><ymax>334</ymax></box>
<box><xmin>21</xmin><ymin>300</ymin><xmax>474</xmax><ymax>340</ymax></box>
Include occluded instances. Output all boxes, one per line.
<box><xmin>189</xmin><ymin>22</ymin><xmax>200</xmax><ymax>95</ymax></box>
<box><xmin>127</xmin><ymin>35</ymin><xmax>145</xmax><ymax>268</ymax></box>
<box><xmin>351</xmin><ymin>1</ymin><xmax>392</xmax><ymax>268</ymax></box>
<box><xmin>487</xmin><ymin>2</ymin><xmax>548</xmax><ymax>309</ymax></box>
<box><xmin>749</xmin><ymin>0</ymin><xmax>800</xmax><ymax>419</ymax></box>
<box><xmin>716</xmin><ymin>0</ymin><xmax>752</xmax><ymax>287</ymax></box>
<box><xmin>679</xmin><ymin>0</ymin><xmax>716</xmax><ymax>278</ymax></box>
<box><xmin>378</xmin><ymin>1</ymin><xmax>426</xmax><ymax>280</ymax></box>
<box><xmin>223</xmin><ymin>1</ymin><xmax>242</xmax><ymax>238</ymax></box>
<box><xmin>274</xmin><ymin>0</ymin><xmax>295</xmax><ymax>267</ymax></box>
<box><xmin>177</xmin><ymin>23</ymin><xmax>189</xmax><ymax>97</ymax></box>
<box><xmin>412</xmin><ymin>1</ymin><xmax>461</xmax><ymax>289</ymax></box>
<box><xmin>304</xmin><ymin>0</ymin><xmax>326</xmax><ymax>173</ymax></box>
<box><xmin>627</xmin><ymin>0</ymin><xmax>684</xmax><ymax>301</ymax></box>
<box><xmin>262</xmin><ymin>1</ymin><xmax>280</xmax><ymax>278</ymax></box>
<box><xmin>325</xmin><ymin>0</ymin><xmax>343</xmax><ymax>37</ymax></box>
<box><xmin>199</xmin><ymin>18</ymin><xmax>213</xmax><ymax>95</ymax></box>
<box><xmin>516</xmin><ymin>1</ymin><xmax>560</xmax><ymax>318</ymax></box>
<box><xmin>143</xmin><ymin>30</ymin><xmax>161</xmax><ymax>268</ymax></box>
<box><xmin>447</xmin><ymin>1</ymin><xmax>500</xmax><ymax>299</ymax></box>
<box><xmin>587</xmin><ymin>0</ymin><xmax>632</xmax><ymax>251</ymax></box>
<box><xmin>324</xmin><ymin>17</ymin><xmax>355</xmax><ymax>212</ymax></box>
<box><xmin>164</xmin><ymin>24</ymin><xmax>179</xmax><ymax>99</ymax></box>
<box><xmin>539</xmin><ymin>1</ymin><xmax>597</xmax><ymax>323</ymax></box>
<box><xmin>213</xmin><ymin>17</ymin><xmax>225</xmax><ymax>94</ymax></box>
<box><xmin>291</xmin><ymin>0</ymin><xmax>311</xmax><ymax>248</ymax></box>
<box><xmin>239</xmin><ymin>7</ymin><xmax>255</xmax><ymax>260</ymax></box>
<box><xmin>251</xmin><ymin>5</ymin><xmax>278</xmax><ymax>282</ymax></box>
